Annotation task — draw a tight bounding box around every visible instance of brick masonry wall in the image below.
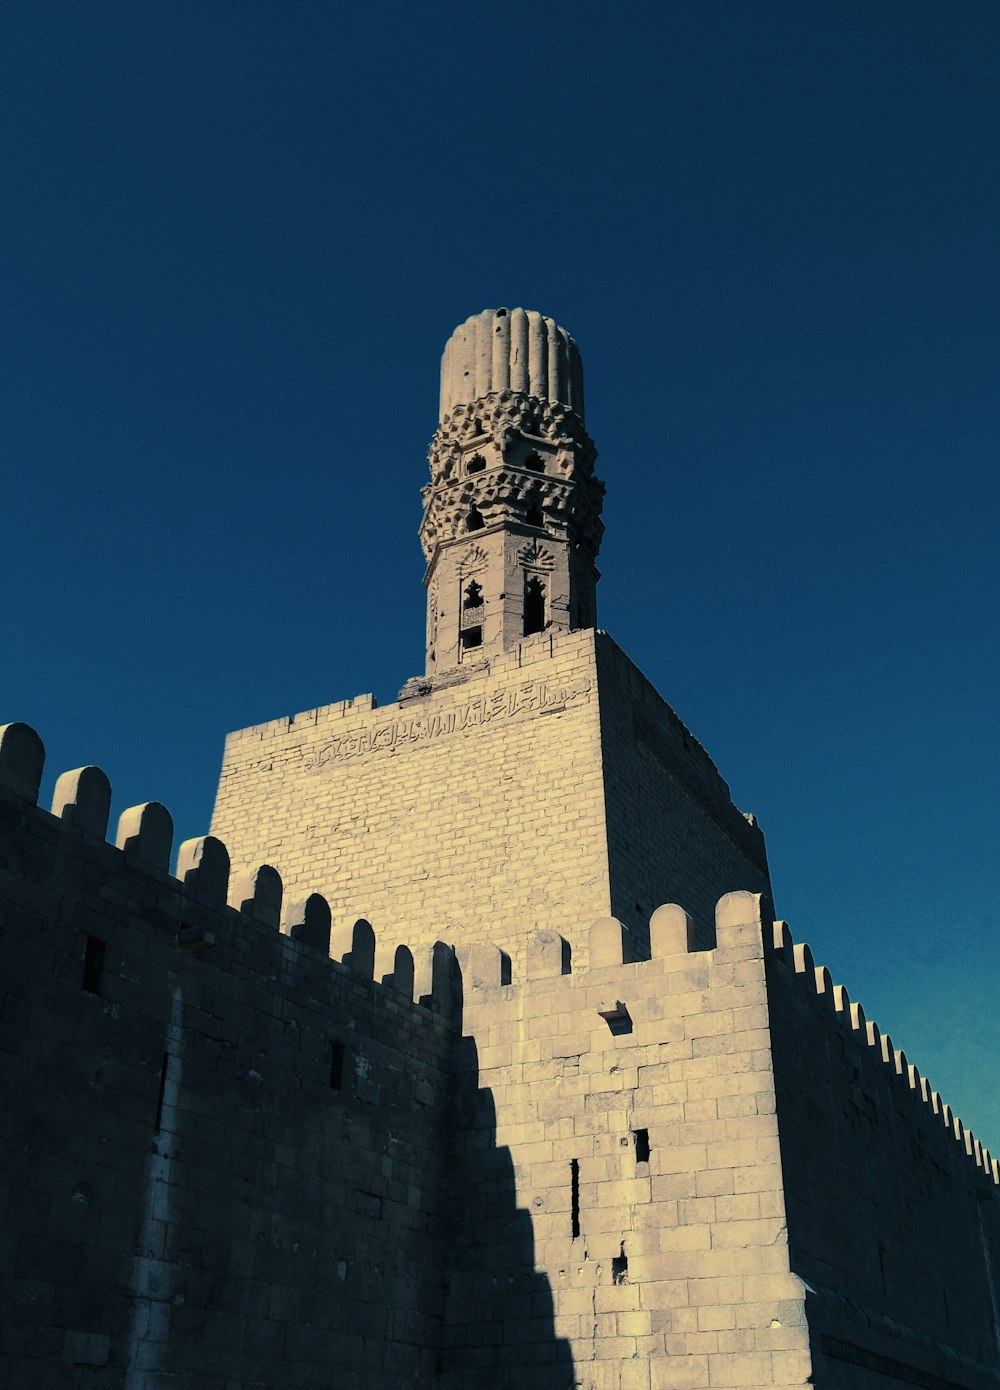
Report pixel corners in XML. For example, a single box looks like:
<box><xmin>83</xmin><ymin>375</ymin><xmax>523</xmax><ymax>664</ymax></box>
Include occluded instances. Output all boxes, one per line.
<box><xmin>443</xmin><ymin>894</ymin><xmax>814</xmax><ymax>1390</ymax></box>
<box><xmin>594</xmin><ymin>635</ymin><xmax>771</xmax><ymax>954</ymax></box>
<box><xmin>211</xmin><ymin>629</ymin><xmax>611</xmax><ymax>978</ymax></box>
<box><xmin>0</xmin><ymin>747</ymin><xmax>462</xmax><ymax>1390</ymax></box>
<box><xmin>210</xmin><ymin>630</ymin><xmax>771</xmax><ymax>974</ymax></box>
<box><xmin>765</xmin><ymin>923</ymin><xmax>1000</xmax><ymax>1389</ymax></box>
<box><xmin>4</xmin><ymin>719</ymin><xmax>999</xmax><ymax>1389</ymax></box>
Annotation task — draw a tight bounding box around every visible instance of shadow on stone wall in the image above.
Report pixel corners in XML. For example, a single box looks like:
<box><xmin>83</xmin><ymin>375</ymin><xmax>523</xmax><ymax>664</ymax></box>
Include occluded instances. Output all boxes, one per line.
<box><xmin>436</xmin><ymin>1024</ymin><xmax>577</xmax><ymax>1388</ymax></box>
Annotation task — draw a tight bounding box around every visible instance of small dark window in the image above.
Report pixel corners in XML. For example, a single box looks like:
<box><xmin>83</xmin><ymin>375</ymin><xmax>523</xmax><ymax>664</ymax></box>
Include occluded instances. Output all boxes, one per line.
<box><xmin>523</xmin><ymin>576</ymin><xmax>545</xmax><ymax>636</ymax></box>
<box><xmin>466</xmin><ymin>505</ymin><xmax>485</xmax><ymax>531</ymax></box>
<box><xmin>461</xmin><ymin>580</ymin><xmax>485</xmax><ymax>650</ymax></box>
<box><xmin>612</xmin><ymin>1244</ymin><xmax>629</xmax><ymax>1284</ymax></box>
<box><xmin>633</xmin><ymin>1129</ymin><xmax>650</xmax><ymax>1165</ymax></box>
<box><xmin>524</xmin><ymin>451</ymin><xmax>544</xmax><ymax>473</ymax></box>
<box><xmin>570</xmin><ymin>1159</ymin><xmax>580</xmax><ymax>1238</ymax></box>
<box><xmin>82</xmin><ymin>936</ymin><xmax>106</xmax><ymax>994</ymax></box>
<box><xmin>525</xmin><ymin>500</ymin><xmax>544</xmax><ymax>528</ymax></box>
<box><xmin>329</xmin><ymin>1041</ymin><xmax>346</xmax><ymax>1090</ymax></box>
<box><xmin>467</xmin><ymin>454</ymin><xmax>486</xmax><ymax>474</ymax></box>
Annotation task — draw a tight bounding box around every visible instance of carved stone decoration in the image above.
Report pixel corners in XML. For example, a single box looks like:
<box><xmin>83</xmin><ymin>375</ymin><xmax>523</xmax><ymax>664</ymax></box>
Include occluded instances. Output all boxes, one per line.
<box><xmin>417</xmin><ymin>310</ymin><xmax>604</xmax><ymax>681</ymax></box>
<box><xmin>518</xmin><ymin>540</ymin><xmax>556</xmax><ymax>571</ymax></box>
<box><xmin>457</xmin><ymin>545</ymin><xmax>490</xmax><ymax>577</ymax></box>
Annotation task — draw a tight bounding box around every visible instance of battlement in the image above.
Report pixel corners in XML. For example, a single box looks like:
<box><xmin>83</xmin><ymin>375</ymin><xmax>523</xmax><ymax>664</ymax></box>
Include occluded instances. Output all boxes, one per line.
<box><xmin>0</xmin><ymin>721</ymin><xmax>457</xmax><ymax>1018</ymax></box>
<box><xmin>4</xmin><ymin>719</ymin><xmax>998</xmax><ymax>1388</ymax></box>
<box><xmin>763</xmin><ymin>916</ymin><xmax>998</xmax><ymax>1188</ymax></box>
<box><xmin>6</xmin><ymin>716</ymin><xmax>986</xmax><ymax>1198</ymax></box>
<box><xmin>451</xmin><ymin>886</ymin><xmax>997</xmax><ymax>1192</ymax></box>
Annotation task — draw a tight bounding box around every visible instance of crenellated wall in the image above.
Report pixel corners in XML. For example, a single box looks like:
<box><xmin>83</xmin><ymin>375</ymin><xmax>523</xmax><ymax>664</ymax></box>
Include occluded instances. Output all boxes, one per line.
<box><xmin>445</xmin><ymin>893</ymin><xmax>814</xmax><ymax>1390</ymax></box>
<box><xmin>763</xmin><ymin>919</ymin><xmax>1000</xmax><ymax>1388</ymax></box>
<box><xmin>0</xmin><ymin>723</ymin><xmax>478</xmax><ymax>1389</ymax></box>
<box><xmin>2</xmin><ymin>717</ymin><xmax>997</xmax><ymax>1389</ymax></box>
<box><xmin>443</xmin><ymin>899</ymin><xmax>999</xmax><ymax>1389</ymax></box>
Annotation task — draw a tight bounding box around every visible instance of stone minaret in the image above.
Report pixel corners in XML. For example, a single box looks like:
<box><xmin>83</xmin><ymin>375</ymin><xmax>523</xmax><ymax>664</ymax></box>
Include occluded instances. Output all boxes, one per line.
<box><xmin>417</xmin><ymin>308</ymin><xmax>605</xmax><ymax>683</ymax></box>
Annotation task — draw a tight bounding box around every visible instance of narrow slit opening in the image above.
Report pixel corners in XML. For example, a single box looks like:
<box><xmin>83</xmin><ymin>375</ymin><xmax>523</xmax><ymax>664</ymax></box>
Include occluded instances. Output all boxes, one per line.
<box><xmin>633</xmin><ymin>1128</ymin><xmax>650</xmax><ymax>1164</ymax></box>
<box><xmin>82</xmin><ymin>936</ymin><xmax>106</xmax><ymax>995</ymax></box>
<box><xmin>570</xmin><ymin>1159</ymin><xmax>580</xmax><ymax>1239</ymax></box>
<box><xmin>153</xmin><ymin>1053</ymin><xmax>169</xmax><ymax>1134</ymax></box>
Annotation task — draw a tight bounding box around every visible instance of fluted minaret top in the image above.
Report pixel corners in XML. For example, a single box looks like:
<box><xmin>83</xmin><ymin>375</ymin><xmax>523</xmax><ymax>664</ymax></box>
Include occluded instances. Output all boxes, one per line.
<box><xmin>439</xmin><ymin>308</ymin><xmax>585</xmax><ymax>422</ymax></box>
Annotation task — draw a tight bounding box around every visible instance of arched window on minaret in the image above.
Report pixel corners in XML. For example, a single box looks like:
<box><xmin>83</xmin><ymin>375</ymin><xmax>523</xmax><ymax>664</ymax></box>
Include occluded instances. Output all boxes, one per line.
<box><xmin>466</xmin><ymin>505</ymin><xmax>485</xmax><ymax>531</ymax></box>
<box><xmin>461</xmin><ymin>580</ymin><xmax>484</xmax><ymax>650</ymax></box>
<box><xmin>525</xmin><ymin>497</ymin><xmax>544</xmax><ymax>528</ymax></box>
<box><xmin>523</xmin><ymin>576</ymin><xmax>545</xmax><ymax>636</ymax></box>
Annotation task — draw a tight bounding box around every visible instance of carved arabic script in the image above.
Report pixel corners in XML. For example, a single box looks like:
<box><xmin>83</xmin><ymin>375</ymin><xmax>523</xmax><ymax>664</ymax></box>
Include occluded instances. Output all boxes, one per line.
<box><xmin>305</xmin><ymin>676</ymin><xmax>591</xmax><ymax>768</ymax></box>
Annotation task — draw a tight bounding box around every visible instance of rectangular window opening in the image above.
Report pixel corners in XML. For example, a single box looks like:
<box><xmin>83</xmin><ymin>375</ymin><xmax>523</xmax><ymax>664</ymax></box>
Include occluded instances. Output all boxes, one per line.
<box><xmin>460</xmin><ymin>626</ymin><xmax>483</xmax><ymax>651</ymax></box>
<box><xmin>329</xmin><ymin>1041</ymin><xmax>346</xmax><ymax>1090</ymax></box>
<box><xmin>633</xmin><ymin>1128</ymin><xmax>650</xmax><ymax>1165</ymax></box>
<box><xmin>82</xmin><ymin>936</ymin><xmax>106</xmax><ymax>995</ymax></box>
<box><xmin>570</xmin><ymin>1159</ymin><xmax>580</xmax><ymax>1239</ymax></box>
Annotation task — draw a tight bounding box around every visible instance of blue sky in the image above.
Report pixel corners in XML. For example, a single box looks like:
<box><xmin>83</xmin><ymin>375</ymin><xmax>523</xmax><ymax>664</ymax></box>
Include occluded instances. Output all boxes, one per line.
<box><xmin>3</xmin><ymin>2</ymin><xmax>998</xmax><ymax>1148</ymax></box>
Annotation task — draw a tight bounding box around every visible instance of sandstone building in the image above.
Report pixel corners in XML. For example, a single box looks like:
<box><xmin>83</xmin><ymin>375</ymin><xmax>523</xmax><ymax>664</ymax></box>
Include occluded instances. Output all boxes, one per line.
<box><xmin>1</xmin><ymin>309</ymin><xmax>998</xmax><ymax>1389</ymax></box>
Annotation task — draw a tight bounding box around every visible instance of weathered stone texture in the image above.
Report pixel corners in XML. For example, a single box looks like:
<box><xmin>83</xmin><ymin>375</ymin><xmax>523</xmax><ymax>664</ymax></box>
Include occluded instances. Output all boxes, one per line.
<box><xmin>2</xmin><ymin>741</ymin><xmax>998</xmax><ymax>1387</ymax></box>
<box><xmin>765</xmin><ymin>927</ymin><xmax>1000</xmax><ymax>1388</ymax></box>
<box><xmin>444</xmin><ymin>891</ymin><xmax>814</xmax><ymax>1390</ymax></box>
<box><xmin>211</xmin><ymin>629</ymin><xmax>769</xmax><ymax>977</ymax></box>
<box><xmin>0</xmin><ymin>767</ymin><xmax>464</xmax><ymax>1388</ymax></box>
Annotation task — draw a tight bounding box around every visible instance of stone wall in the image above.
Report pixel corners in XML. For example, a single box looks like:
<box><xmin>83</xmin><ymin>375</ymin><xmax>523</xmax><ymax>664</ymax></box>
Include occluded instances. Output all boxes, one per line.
<box><xmin>445</xmin><ymin>894</ymin><xmax>814</xmax><ymax>1390</ymax></box>
<box><xmin>765</xmin><ymin>921</ymin><xmax>1000</xmax><ymax>1389</ymax></box>
<box><xmin>210</xmin><ymin>629</ymin><xmax>770</xmax><ymax>974</ymax></box>
<box><xmin>594</xmin><ymin>638</ymin><xmax>770</xmax><ymax>954</ymax></box>
<box><xmin>0</xmin><ymin>724</ymin><xmax>471</xmax><ymax>1390</ymax></box>
<box><xmin>211</xmin><ymin>630</ymin><xmax>609</xmax><ymax>978</ymax></box>
<box><xmin>5</xmin><ymin>717</ymin><xmax>998</xmax><ymax>1389</ymax></box>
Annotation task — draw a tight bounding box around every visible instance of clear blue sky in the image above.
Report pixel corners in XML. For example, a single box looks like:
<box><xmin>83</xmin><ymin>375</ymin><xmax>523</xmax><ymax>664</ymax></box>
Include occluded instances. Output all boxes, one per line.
<box><xmin>3</xmin><ymin>3</ymin><xmax>998</xmax><ymax>1148</ymax></box>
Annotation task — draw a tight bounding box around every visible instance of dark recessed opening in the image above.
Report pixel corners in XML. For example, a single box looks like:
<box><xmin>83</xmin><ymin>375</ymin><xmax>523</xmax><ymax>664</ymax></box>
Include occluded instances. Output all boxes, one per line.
<box><xmin>523</xmin><ymin>576</ymin><xmax>545</xmax><ymax>636</ymax></box>
<box><xmin>525</xmin><ymin>501</ymin><xmax>544</xmax><ymax>528</ymax></box>
<box><xmin>467</xmin><ymin>454</ymin><xmax>486</xmax><ymax>474</ymax></box>
<box><xmin>153</xmin><ymin>1053</ymin><xmax>169</xmax><ymax>1133</ymax></box>
<box><xmin>466</xmin><ymin>505</ymin><xmax>485</xmax><ymax>531</ymax></box>
<box><xmin>633</xmin><ymin>1128</ymin><xmax>650</xmax><ymax>1164</ymax></box>
<box><xmin>570</xmin><ymin>1159</ymin><xmax>580</xmax><ymax>1238</ymax></box>
<box><xmin>330</xmin><ymin>1041</ymin><xmax>346</xmax><ymax>1090</ymax></box>
<box><xmin>460</xmin><ymin>626</ymin><xmax>482</xmax><ymax>650</ymax></box>
<box><xmin>82</xmin><ymin>936</ymin><xmax>106</xmax><ymax>994</ymax></box>
<box><xmin>612</xmin><ymin>1244</ymin><xmax>629</xmax><ymax>1284</ymax></box>
<box><xmin>524</xmin><ymin>451</ymin><xmax>544</xmax><ymax>473</ymax></box>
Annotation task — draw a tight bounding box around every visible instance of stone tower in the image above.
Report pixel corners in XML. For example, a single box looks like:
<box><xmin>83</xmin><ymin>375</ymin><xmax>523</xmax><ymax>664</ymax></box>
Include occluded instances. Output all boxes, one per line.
<box><xmin>415</xmin><ymin>308</ymin><xmax>604</xmax><ymax>685</ymax></box>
